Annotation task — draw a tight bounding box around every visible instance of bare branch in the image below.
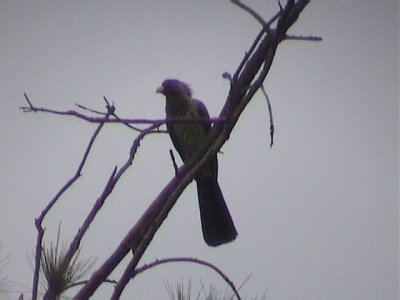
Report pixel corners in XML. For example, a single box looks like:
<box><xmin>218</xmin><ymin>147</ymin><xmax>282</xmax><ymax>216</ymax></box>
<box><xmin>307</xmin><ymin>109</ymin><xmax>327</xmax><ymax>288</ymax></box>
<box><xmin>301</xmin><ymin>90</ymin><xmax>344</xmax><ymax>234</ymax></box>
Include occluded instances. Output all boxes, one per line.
<box><xmin>231</xmin><ymin>0</ymin><xmax>289</xmax><ymax>85</ymax></box>
<box><xmin>66</xmin><ymin>278</ymin><xmax>117</xmax><ymax>289</ymax></box>
<box><xmin>75</xmin><ymin>103</ymin><xmax>107</xmax><ymax>116</ymax></box>
<box><xmin>232</xmin><ymin>30</ymin><xmax>264</xmax><ymax>87</ymax></box>
<box><xmin>278</xmin><ymin>1</ymin><xmax>284</xmax><ymax>11</ymax></box>
<box><xmin>277</xmin><ymin>0</ymin><xmax>309</xmax><ymax>38</ymax></box>
<box><xmin>102</xmin><ymin>96</ymin><xmax>113</xmax><ymax>109</ymax></box>
<box><xmin>23</xmin><ymin>93</ymin><xmax>36</xmax><ymax>112</ymax></box>
<box><xmin>169</xmin><ymin>149</ymin><xmax>179</xmax><ymax>175</ymax></box>
<box><xmin>20</xmin><ymin>97</ymin><xmax>225</xmax><ymax>130</ymax></box>
<box><xmin>231</xmin><ymin>0</ymin><xmax>269</xmax><ymax>31</ymax></box>
<box><xmin>130</xmin><ymin>257</ymin><xmax>241</xmax><ymax>300</ymax></box>
<box><xmin>20</xmin><ymin>96</ymin><xmax>114</xmax><ymax>123</ymax></box>
<box><xmin>285</xmin><ymin>34</ymin><xmax>322</xmax><ymax>41</ymax></box>
<box><xmin>76</xmin><ymin>124</ymin><xmax>228</xmax><ymax>298</ymax></box>
<box><xmin>222</xmin><ymin>72</ymin><xmax>233</xmax><ymax>86</ymax></box>
<box><xmin>260</xmin><ymin>85</ymin><xmax>274</xmax><ymax>147</ymax></box>
<box><xmin>61</xmin><ymin>166</ymin><xmax>118</xmax><ymax>269</ymax></box>
<box><xmin>63</xmin><ymin>120</ymin><xmax>162</xmax><ymax>268</ymax></box>
<box><xmin>31</xmin><ymin>106</ymin><xmax>113</xmax><ymax>300</ymax></box>
<box><xmin>237</xmin><ymin>273</ymin><xmax>252</xmax><ymax>291</ymax></box>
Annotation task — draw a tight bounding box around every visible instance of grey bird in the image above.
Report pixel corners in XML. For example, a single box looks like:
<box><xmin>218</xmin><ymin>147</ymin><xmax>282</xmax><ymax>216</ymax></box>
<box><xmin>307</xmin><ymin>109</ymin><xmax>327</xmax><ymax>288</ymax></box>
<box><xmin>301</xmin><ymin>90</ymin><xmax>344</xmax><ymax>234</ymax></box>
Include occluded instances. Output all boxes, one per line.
<box><xmin>156</xmin><ymin>79</ymin><xmax>237</xmax><ymax>246</ymax></box>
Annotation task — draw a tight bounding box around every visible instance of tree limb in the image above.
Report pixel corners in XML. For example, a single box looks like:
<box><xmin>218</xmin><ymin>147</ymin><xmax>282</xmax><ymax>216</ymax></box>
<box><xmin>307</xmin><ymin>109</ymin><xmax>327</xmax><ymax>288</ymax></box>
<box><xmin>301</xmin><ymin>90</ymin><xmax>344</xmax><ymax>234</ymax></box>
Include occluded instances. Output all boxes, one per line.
<box><xmin>20</xmin><ymin>97</ymin><xmax>225</xmax><ymax>130</ymax></box>
<box><xmin>260</xmin><ymin>84</ymin><xmax>274</xmax><ymax>147</ymax></box>
<box><xmin>31</xmin><ymin>104</ymin><xmax>113</xmax><ymax>300</ymax></box>
<box><xmin>130</xmin><ymin>257</ymin><xmax>241</xmax><ymax>299</ymax></box>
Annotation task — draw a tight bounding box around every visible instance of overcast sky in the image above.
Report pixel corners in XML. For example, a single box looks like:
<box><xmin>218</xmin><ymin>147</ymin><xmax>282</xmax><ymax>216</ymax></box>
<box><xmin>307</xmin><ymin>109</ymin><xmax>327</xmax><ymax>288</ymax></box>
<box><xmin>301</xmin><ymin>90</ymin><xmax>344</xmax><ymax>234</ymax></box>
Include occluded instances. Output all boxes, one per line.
<box><xmin>0</xmin><ymin>1</ymin><xmax>398</xmax><ymax>299</ymax></box>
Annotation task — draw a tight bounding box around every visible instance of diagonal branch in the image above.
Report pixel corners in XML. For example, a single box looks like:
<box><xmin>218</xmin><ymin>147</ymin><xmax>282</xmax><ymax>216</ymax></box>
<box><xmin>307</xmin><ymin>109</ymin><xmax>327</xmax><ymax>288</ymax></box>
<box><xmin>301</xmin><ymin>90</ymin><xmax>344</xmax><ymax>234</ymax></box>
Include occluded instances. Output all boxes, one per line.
<box><xmin>62</xmin><ymin>120</ymin><xmax>163</xmax><ymax>268</ymax></box>
<box><xmin>60</xmin><ymin>166</ymin><xmax>118</xmax><ymax>271</ymax></box>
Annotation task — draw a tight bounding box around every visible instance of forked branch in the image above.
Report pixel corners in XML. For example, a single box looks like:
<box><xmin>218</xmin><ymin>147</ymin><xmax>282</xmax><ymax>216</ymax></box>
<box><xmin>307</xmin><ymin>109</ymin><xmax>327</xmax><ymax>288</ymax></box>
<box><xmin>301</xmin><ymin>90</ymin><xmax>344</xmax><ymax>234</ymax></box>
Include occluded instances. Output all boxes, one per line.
<box><xmin>31</xmin><ymin>103</ymin><xmax>114</xmax><ymax>300</ymax></box>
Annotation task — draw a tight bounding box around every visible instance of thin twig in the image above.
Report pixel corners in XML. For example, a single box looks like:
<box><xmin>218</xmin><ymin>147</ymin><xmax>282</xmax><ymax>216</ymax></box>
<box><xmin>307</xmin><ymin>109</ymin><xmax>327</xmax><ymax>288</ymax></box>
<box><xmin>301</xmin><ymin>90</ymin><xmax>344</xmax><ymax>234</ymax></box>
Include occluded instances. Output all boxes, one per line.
<box><xmin>64</xmin><ymin>122</ymin><xmax>160</xmax><ymax>300</ymax></box>
<box><xmin>230</xmin><ymin>0</ymin><xmax>289</xmax><ymax>86</ymax></box>
<box><xmin>75</xmin><ymin>103</ymin><xmax>107</xmax><ymax>116</ymax></box>
<box><xmin>169</xmin><ymin>150</ymin><xmax>179</xmax><ymax>175</ymax></box>
<box><xmin>230</xmin><ymin>0</ymin><xmax>289</xmax><ymax>90</ymax></box>
<box><xmin>61</xmin><ymin>166</ymin><xmax>118</xmax><ymax>271</ymax></box>
<box><xmin>237</xmin><ymin>273</ymin><xmax>252</xmax><ymax>291</ymax></box>
<box><xmin>102</xmin><ymin>96</ymin><xmax>113</xmax><ymax>109</ymax></box>
<box><xmin>66</xmin><ymin>278</ymin><xmax>117</xmax><ymax>289</ymax></box>
<box><xmin>260</xmin><ymin>84</ymin><xmax>274</xmax><ymax>147</ymax></box>
<box><xmin>24</xmin><ymin>93</ymin><xmax>36</xmax><ymax>112</ymax></box>
<box><xmin>103</xmin><ymin>95</ymin><xmax>144</xmax><ymax>132</ymax></box>
<box><xmin>232</xmin><ymin>31</ymin><xmax>263</xmax><ymax>86</ymax></box>
<box><xmin>285</xmin><ymin>34</ymin><xmax>322</xmax><ymax>41</ymax></box>
<box><xmin>231</xmin><ymin>0</ymin><xmax>269</xmax><ymax>30</ymax></box>
<box><xmin>21</xmin><ymin>97</ymin><xmax>226</xmax><ymax>128</ymax></box>
<box><xmin>132</xmin><ymin>257</ymin><xmax>242</xmax><ymax>300</ymax></box>
<box><xmin>31</xmin><ymin>105</ymin><xmax>113</xmax><ymax>300</ymax></box>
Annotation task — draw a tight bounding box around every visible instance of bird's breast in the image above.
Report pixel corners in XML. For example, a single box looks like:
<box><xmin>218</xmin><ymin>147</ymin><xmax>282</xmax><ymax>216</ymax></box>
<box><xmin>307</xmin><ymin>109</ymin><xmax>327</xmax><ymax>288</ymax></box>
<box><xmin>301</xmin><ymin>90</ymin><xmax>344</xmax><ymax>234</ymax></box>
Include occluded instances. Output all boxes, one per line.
<box><xmin>167</xmin><ymin>111</ymin><xmax>207</xmax><ymax>162</ymax></box>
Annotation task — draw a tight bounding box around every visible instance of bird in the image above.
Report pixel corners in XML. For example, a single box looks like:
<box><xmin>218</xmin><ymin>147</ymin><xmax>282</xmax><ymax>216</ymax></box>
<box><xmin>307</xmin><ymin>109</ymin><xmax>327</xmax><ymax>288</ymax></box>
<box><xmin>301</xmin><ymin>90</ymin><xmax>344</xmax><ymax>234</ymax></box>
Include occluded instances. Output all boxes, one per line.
<box><xmin>156</xmin><ymin>79</ymin><xmax>237</xmax><ymax>246</ymax></box>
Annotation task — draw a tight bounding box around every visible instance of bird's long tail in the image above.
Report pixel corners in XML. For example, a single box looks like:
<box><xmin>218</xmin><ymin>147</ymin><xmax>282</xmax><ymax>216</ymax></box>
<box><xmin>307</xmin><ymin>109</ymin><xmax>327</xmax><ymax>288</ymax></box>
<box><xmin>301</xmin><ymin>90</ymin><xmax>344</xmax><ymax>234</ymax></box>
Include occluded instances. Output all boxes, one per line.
<box><xmin>196</xmin><ymin>179</ymin><xmax>237</xmax><ymax>246</ymax></box>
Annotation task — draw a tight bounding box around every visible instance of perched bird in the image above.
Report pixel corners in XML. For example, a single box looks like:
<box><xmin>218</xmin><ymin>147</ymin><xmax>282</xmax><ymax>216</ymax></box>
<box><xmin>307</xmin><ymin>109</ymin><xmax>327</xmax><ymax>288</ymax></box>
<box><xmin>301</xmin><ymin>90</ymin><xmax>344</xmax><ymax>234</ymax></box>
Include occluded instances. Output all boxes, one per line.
<box><xmin>156</xmin><ymin>79</ymin><xmax>237</xmax><ymax>246</ymax></box>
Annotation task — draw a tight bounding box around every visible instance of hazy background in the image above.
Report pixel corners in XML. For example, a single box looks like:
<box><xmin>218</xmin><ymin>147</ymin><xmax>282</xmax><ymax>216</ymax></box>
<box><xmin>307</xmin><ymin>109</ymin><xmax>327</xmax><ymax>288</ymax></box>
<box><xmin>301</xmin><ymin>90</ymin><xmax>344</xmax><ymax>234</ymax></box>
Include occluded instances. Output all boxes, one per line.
<box><xmin>0</xmin><ymin>1</ymin><xmax>398</xmax><ymax>299</ymax></box>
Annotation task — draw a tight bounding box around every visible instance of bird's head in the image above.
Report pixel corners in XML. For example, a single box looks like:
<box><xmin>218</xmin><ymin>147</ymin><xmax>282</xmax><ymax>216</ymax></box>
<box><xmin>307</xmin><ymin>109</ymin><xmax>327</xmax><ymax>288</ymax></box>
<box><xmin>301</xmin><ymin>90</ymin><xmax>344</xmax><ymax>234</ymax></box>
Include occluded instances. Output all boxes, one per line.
<box><xmin>156</xmin><ymin>79</ymin><xmax>192</xmax><ymax>98</ymax></box>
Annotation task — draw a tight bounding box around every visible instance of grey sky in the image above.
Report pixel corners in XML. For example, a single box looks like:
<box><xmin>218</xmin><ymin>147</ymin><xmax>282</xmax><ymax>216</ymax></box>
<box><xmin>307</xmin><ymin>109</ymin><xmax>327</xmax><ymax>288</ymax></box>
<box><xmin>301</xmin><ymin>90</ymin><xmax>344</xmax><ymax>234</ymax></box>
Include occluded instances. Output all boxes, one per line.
<box><xmin>0</xmin><ymin>1</ymin><xmax>398</xmax><ymax>299</ymax></box>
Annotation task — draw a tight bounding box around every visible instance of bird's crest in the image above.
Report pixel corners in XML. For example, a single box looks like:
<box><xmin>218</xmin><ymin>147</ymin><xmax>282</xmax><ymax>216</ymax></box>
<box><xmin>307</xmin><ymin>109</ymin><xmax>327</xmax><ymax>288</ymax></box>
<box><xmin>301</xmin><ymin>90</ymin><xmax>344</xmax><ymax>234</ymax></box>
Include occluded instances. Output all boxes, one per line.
<box><xmin>179</xmin><ymin>81</ymin><xmax>192</xmax><ymax>97</ymax></box>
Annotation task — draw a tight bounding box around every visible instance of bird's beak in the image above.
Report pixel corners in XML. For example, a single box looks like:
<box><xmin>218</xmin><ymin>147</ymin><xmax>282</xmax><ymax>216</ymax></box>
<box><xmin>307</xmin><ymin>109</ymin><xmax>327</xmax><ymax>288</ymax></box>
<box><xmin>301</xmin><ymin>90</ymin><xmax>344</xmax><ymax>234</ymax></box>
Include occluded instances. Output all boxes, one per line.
<box><xmin>156</xmin><ymin>85</ymin><xmax>164</xmax><ymax>94</ymax></box>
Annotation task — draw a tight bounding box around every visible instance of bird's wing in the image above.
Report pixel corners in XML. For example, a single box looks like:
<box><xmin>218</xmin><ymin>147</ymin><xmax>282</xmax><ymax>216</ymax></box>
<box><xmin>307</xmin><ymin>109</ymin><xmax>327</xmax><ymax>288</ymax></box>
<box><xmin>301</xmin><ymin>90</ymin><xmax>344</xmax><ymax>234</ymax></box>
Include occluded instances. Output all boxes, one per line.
<box><xmin>193</xmin><ymin>99</ymin><xmax>211</xmax><ymax>135</ymax></box>
<box><xmin>167</xmin><ymin>121</ymin><xmax>185</xmax><ymax>160</ymax></box>
<box><xmin>167</xmin><ymin>99</ymin><xmax>210</xmax><ymax>163</ymax></box>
